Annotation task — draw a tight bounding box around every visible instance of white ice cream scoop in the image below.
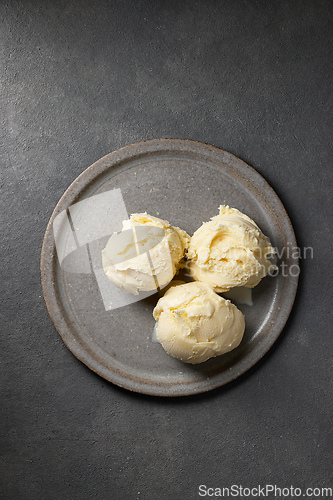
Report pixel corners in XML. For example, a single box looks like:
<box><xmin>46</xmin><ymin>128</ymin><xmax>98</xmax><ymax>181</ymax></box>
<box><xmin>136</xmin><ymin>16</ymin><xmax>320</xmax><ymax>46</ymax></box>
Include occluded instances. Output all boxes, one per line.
<box><xmin>102</xmin><ymin>213</ymin><xmax>190</xmax><ymax>295</ymax></box>
<box><xmin>187</xmin><ymin>205</ymin><xmax>277</xmax><ymax>292</ymax></box>
<box><xmin>153</xmin><ymin>281</ymin><xmax>245</xmax><ymax>364</ymax></box>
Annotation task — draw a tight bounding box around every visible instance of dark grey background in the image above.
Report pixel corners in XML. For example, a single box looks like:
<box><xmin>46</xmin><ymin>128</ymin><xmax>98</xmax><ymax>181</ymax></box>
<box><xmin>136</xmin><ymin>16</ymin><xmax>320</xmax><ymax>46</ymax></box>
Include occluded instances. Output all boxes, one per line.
<box><xmin>1</xmin><ymin>1</ymin><xmax>332</xmax><ymax>499</ymax></box>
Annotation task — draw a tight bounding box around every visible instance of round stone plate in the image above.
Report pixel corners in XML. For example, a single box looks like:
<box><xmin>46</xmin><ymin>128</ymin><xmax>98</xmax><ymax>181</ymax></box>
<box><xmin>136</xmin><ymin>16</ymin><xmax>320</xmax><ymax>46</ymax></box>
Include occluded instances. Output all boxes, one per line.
<box><xmin>41</xmin><ymin>139</ymin><xmax>298</xmax><ymax>396</ymax></box>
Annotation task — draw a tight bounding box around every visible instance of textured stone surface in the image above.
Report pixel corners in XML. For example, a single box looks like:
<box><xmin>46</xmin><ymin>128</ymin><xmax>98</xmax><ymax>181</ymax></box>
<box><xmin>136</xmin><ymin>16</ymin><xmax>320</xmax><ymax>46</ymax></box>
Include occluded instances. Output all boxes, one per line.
<box><xmin>1</xmin><ymin>1</ymin><xmax>332</xmax><ymax>499</ymax></box>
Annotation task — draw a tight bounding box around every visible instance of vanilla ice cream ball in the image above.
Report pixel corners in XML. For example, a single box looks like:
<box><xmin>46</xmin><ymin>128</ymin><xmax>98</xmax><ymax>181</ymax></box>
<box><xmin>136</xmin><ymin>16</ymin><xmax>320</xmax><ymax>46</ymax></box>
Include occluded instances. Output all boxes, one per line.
<box><xmin>102</xmin><ymin>213</ymin><xmax>190</xmax><ymax>295</ymax></box>
<box><xmin>187</xmin><ymin>206</ymin><xmax>276</xmax><ymax>292</ymax></box>
<box><xmin>153</xmin><ymin>282</ymin><xmax>245</xmax><ymax>364</ymax></box>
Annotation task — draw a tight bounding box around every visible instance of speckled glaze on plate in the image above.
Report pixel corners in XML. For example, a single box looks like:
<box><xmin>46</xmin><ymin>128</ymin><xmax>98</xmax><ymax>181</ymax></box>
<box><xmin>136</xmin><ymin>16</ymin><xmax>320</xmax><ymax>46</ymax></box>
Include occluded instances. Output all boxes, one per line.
<box><xmin>40</xmin><ymin>139</ymin><xmax>298</xmax><ymax>396</ymax></box>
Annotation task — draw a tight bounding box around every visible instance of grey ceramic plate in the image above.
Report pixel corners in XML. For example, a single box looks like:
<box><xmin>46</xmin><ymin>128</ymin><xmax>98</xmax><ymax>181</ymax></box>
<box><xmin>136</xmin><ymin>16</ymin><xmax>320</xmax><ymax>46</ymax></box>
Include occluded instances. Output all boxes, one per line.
<box><xmin>41</xmin><ymin>139</ymin><xmax>298</xmax><ymax>396</ymax></box>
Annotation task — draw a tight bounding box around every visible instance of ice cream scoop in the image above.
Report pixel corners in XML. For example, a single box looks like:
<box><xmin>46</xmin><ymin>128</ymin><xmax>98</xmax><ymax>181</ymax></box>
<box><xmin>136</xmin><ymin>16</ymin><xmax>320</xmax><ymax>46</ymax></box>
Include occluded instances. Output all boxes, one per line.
<box><xmin>102</xmin><ymin>213</ymin><xmax>190</xmax><ymax>295</ymax></box>
<box><xmin>187</xmin><ymin>206</ymin><xmax>276</xmax><ymax>292</ymax></box>
<box><xmin>153</xmin><ymin>281</ymin><xmax>245</xmax><ymax>364</ymax></box>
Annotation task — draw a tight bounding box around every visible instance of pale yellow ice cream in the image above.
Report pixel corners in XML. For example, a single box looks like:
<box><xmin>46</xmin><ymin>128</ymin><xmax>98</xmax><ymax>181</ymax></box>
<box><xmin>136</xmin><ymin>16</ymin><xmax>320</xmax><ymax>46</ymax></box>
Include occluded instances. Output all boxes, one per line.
<box><xmin>187</xmin><ymin>206</ymin><xmax>276</xmax><ymax>292</ymax></box>
<box><xmin>102</xmin><ymin>213</ymin><xmax>190</xmax><ymax>295</ymax></box>
<box><xmin>153</xmin><ymin>282</ymin><xmax>245</xmax><ymax>364</ymax></box>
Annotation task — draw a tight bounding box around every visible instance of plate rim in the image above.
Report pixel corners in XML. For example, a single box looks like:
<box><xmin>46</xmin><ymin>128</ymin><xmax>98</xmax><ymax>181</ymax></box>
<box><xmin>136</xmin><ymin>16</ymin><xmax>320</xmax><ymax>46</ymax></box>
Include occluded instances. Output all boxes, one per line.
<box><xmin>40</xmin><ymin>138</ymin><xmax>299</xmax><ymax>397</ymax></box>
